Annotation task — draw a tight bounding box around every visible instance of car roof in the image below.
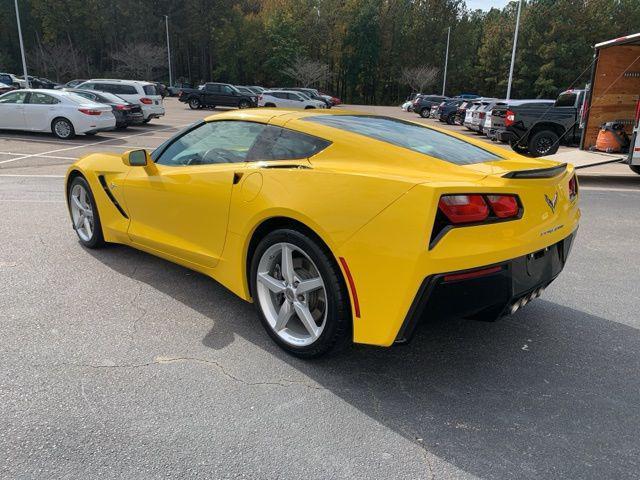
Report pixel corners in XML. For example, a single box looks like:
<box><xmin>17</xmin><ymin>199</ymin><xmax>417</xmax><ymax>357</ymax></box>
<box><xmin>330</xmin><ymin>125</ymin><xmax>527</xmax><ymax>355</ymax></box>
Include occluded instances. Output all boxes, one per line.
<box><xmin>87</xmin><ymin>79</ymin><xmax>153</xmax><ymax>86</ymax></box>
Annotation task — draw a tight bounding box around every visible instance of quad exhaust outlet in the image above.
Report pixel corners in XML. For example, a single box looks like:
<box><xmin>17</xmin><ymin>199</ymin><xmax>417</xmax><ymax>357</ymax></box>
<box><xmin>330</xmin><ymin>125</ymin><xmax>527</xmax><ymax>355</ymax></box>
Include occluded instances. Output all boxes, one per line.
<box><xmin>509</xmin><ymin>287</ymin><xmax>545</xmax><ymax>314</ymax></box>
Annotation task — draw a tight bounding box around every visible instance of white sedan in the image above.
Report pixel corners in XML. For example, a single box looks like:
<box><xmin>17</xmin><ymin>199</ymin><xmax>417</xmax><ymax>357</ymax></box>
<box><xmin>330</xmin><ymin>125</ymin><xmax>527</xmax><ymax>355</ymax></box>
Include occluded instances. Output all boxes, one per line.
<box><xmin>0</xmin><ymin>89</ymin><xmax>116</xmax><ymax>139</ymax></box>
<box><xmin>258</xmin><ymin>90</ymin><xmax>326</xmax><ymax>109</ymax></box>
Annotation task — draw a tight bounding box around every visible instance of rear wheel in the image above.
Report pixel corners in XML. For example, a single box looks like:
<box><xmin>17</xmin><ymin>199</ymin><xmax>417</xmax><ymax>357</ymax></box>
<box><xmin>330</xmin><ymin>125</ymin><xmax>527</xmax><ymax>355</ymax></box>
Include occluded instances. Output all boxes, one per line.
<box><xmin>510</xmin><ymin>137</ymin><xmax>530</xmax><ymax>154</ymax></box>
<box><xmin>238</xmin><ymin>100</ymin><xmax>251</xmax><ymax>109</ymax></box>
<box><xmin>419</xmin><ymin>108</ymin><xmax>429</xmax><ymax>118</ymax></box>
<box><xmin>188</xmin><ymin>98</ymin><xmax>201</xmax><ymax>110</ymax></box>
<box><xmin>528</xmin><ymin>130</ymin><xmax>560</xmax><ymax>157</ymax></box>
<box><xmin>67</xmin><ymin>176</ymin><xmax>105</xmax><ymax>249</ymax></box>
<box><xmin>629</xmin><ymin>165</ymin><xmax>640</xmax><ymax>175</ymax></box>
<box><xmin>52</xmin><ymin>118</ymin><xmax>75</xmax><ymax>140</ymax></box>
<box><xmin>264</xmin><ymin>103</ymin><xmax>276</xmax><ymax>108</ymax></box>
<box><xmin>446</xmin><ymin>113</ymin><xmax>456</xmax><ymax>125</ymax></box>
<box><xmin>250</xmin><ymin>229</ymin><xmax>351</xmax><ymax>358</ymax></box>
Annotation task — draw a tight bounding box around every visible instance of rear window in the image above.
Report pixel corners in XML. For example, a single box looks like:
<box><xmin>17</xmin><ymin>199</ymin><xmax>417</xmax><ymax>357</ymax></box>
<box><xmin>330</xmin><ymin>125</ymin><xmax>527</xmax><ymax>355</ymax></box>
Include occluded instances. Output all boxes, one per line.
<box><xmin>555</xmin><ymin>92</ymin><xmax>577</xmax><ymax>107</ymax></box>
<box><xmin>97</xmin><ymin>83</ymin><xmax>138</xmax><ymax>95</ymax></box>
<box><xmin>143</xmin><ymin>85</ymin><xmax>157</xmax><ymax>95</ymax></box>
<box><xmin>305</xmin><ymin>115</ymin><xmax>500</xmax><ymax>165</ymax></box>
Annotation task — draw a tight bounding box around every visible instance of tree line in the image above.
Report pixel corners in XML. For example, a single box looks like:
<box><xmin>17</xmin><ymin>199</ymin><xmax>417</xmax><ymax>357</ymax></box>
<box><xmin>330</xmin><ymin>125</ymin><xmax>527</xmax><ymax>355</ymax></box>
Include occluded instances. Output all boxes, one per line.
<box><xmin>0</xmin><ymin>0</ymin><xmax>638</xmax><ymax>104</ymax></box>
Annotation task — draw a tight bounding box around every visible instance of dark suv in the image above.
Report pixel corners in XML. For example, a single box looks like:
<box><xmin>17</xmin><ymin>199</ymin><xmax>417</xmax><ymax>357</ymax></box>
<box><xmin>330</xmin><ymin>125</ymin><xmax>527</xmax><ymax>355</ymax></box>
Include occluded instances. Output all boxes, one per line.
<box><xmin>178</xmin><ymin>82</ymin><xmax>257</xmax><ymax>110</ymax></box>
<box><xmin>413</xmin><ymin>95</ymin><xmax>449</xmax><ymax>118</ymax></box>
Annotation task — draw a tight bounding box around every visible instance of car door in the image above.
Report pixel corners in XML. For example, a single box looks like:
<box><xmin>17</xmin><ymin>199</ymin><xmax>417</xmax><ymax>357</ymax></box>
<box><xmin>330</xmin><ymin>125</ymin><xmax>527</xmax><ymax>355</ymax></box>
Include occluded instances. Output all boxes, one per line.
<box><xmin>123</xmin><ymin>120</ymin><xmax>267</xmax><ymax>268</ymax></box>
<box><xmin>23</xmin><ymin>91</ymin><xmax>60</xmax><ymax>131</ymax></box>
<box><xmin>203</xmin><ymin>84</ymin><xmax>219</xmax><ymax>106</ymax></box>
<box><xmin>219</xmin><ymin>85</ymin><xmax>237</xmax><ymax>106</ymax></box>
<box><xmin>0</xmin><ymin>91</ymin><xmax>29</xmax><ymax>129</ymax></box>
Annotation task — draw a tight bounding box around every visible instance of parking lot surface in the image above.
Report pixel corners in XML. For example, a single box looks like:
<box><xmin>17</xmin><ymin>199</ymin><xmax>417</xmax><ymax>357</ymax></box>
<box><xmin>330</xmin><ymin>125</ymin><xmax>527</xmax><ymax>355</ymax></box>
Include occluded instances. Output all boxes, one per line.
<box><xmin>1</xmin><ymin>99</ymin><xmax>640</xmax><ymax>479</ymax></box>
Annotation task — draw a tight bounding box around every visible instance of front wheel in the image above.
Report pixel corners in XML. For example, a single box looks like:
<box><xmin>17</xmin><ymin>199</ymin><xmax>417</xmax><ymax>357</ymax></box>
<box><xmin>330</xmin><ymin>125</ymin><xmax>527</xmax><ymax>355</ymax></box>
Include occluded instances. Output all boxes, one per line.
<box><xmin>52</xmin><ymin>118</ymin><xmax>75</xmax><ymax>139</ymax></box>
<box><xmin>188</xmin><ymin>98</ymin><xmax>201</xmax><ymax>110</ymax></box>
<box><xmin>250</xmin><ymin>229</ymin><xmax>351</xmax><ymax>358</ymax></box>
<box><xmin>629</xmin><ymin>165</ymin><xmax>640</xmax><ymax>175</ymax></box>
<box><xmin>446</xmin><ymin>113</ymin><xmax>456</xmax><ymax>125</ymax></box>
<box><xmin>67</xmin><ymin>176</ymin><xmax>105</xmax><ymax>248</ymax></box>
<box><xmin>238</xmin><ymin>100</ymin><xmax>251</xmax><ymax>109</ymax></box>
<box><xmin>419</xmin><ymin>108</ymin><xmax>429</xmax><ymax>118</ymax></box>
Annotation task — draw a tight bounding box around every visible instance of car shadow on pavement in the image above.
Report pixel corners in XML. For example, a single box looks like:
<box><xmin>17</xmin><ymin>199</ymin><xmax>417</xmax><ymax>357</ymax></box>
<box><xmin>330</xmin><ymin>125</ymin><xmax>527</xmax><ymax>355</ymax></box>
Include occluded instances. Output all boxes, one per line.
<box><xmin>87</xmin><ymin>244</ymin><xmax>639</xmax><ymax>480</ymax></box>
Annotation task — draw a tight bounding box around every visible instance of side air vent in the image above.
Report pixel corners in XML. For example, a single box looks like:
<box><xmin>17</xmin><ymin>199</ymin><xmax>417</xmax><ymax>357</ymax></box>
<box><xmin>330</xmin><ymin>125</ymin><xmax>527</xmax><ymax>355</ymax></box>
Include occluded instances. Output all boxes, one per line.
<box><xmin>97</xmin><ymin>175</ymin><xmax>128</xmax><ymax>219</ymax></box>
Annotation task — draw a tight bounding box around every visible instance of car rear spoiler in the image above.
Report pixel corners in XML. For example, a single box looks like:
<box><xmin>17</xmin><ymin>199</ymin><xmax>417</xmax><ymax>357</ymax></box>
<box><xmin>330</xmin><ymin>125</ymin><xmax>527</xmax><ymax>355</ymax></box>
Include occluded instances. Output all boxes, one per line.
<box><xmin>503</xmin><ymin>163</ymin><xmax>567</xmax><ymax>179</ymax></box>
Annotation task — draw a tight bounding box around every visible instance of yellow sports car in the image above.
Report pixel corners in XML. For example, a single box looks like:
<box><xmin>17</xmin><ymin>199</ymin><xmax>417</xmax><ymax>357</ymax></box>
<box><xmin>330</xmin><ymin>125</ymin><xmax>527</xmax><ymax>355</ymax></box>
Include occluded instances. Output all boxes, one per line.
<box><xmin>66</xmin><ymin>109</ymin><xmax>579</xmax><ymax>357</ymax></box>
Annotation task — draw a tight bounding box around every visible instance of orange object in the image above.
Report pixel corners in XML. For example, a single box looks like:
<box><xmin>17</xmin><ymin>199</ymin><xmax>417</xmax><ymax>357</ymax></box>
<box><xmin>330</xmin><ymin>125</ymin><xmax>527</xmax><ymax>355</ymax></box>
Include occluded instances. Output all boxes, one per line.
<box><xmin>595</xmin><ymin>122</ymin><xmax>629</xmax><ymax>153</ymax></box>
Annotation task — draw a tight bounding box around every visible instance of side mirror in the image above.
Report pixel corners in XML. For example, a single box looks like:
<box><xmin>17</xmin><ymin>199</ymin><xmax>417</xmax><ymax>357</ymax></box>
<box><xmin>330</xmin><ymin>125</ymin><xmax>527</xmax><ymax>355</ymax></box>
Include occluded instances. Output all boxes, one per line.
<box><xmin>122</xmin><ymin>149</ymin><xmax>150</xmax><ymax>167</ymax></box>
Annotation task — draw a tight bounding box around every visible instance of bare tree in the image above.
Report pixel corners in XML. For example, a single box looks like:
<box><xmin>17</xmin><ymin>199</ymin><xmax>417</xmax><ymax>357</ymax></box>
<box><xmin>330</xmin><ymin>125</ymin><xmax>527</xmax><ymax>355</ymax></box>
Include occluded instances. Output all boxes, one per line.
<box><xmin>111</xmin><ymin>42</ymin><xmax>165</xmax><ymax>80</ymax></box>
<box><xmin>31</xmin><ymin>41</ymin><xmax>85</xmax><ymax>81</ymax></box>
<box><xmin>401</xmin><ymin>66</ymin><xmax>440</xmax><ymax>93</ymax></box>
<box><xmin>282</xmin><ymin>56</ymin><xmax>331</xmax><ymax>87</ymax></box>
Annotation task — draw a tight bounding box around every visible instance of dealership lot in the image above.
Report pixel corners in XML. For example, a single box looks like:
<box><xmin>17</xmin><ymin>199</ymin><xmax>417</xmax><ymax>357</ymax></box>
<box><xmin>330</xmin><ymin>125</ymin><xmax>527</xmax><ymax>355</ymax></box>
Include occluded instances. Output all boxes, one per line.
<box><xmin>2</xmin><ymin>100</ymin><xmax>640</xmax><ymax>479</ymax></box>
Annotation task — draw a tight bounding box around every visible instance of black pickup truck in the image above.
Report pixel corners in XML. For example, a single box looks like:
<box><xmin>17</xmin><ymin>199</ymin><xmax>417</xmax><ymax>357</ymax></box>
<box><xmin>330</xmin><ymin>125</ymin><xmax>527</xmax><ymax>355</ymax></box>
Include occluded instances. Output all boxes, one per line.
<box><xmin>178</xmin><ymin>82</ymin><xmax>257</xmax><ymax>110</ymax></box>
<box><xmin>496</xmin><ymin>89</ymin><xmax>586</xmax><ymax>156</ymax></box>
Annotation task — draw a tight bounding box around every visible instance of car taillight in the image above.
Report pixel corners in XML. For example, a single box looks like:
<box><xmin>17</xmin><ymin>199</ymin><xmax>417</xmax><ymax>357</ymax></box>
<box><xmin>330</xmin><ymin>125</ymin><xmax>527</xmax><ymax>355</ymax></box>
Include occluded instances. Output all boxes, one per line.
<box><xmin>115</xmin><ymin>104</ymin><xmax>130</xmax><ymax>110</ymax></box>
<box><xmin>568</xmin><ymin>174</ymin><xmax>578</xmax><ymax>200</ymax></box>
<box><xmin>486</xmin><ymin>195</ymin><xmax>520</xmax><ymax>218</ymax></box>
<box><xmin>140</xmin><ymin>98</ymin><xmax>153</xmax><ymax>104</ymax></box>
<box><xmin>505</xmin><ymin>109</ymin><xmax>515</xmax><ymax>127</ymax></box>
<box><xmin>438</xmin><ymin>195</ymin><xmax>489</xmax><ymax>224</ymax></box>
<box><xmin>479</xmin><ymin>112</ymin><xmax>485</xmax><ymax>119</ymax></box>
<box><xmin>78</xmin><ymin>108</ymin><xmax>101</xmax><ymax>115</ymax></box>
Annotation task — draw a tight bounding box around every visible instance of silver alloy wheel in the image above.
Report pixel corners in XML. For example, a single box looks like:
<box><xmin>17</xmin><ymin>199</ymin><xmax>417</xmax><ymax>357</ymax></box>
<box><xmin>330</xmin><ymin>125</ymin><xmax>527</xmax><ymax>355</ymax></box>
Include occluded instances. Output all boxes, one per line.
<box><xmin>69</xmin><ymin>183</ymin><xmax>94</xmax><ymax>242</ymax></box>
<box><xmin>256</xmin><ymin>242</ymin><xmax>327</xmax><ymax>347</ymax></box>
<box><xmin>54</xmin><ymin>119</ymin><xmax>71</xmax><ymax>138</ymax></box>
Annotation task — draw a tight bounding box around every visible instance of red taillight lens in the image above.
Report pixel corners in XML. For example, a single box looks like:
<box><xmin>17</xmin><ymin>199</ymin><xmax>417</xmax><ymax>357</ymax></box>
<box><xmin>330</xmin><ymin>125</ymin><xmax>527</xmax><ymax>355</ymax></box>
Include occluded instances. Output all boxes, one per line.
<box><xmin>568</xmin><ymin>174</ymin><xmax>578</xmax><ymax>200</ymax></box>
<box><xmin>78</xmin><ymin>108</ymin><xmax>101</xmax><ymax>115</ymax></box>
<box><xmin>140</xmin><ymin>97</ymin><xmax>153</xmax><ymax>104</ymax></box>
<box><xmin>505</xmin><ymin>109</ymin><xmax>515</xmax><ymax>127</ymax></box>
<box><xmin>438</xmin><ymin>195</ymin><xmax>489</xmax><ymax>224</ymax></box>
<box><xmin>486</xmin><ymin>195</ymin><xmax>520</xmax><ymax>218</ymax></box>
<box><xmin>115</xmin><ymin>104</ymin><xmax>130</xmax><ymax>111</ymax></box>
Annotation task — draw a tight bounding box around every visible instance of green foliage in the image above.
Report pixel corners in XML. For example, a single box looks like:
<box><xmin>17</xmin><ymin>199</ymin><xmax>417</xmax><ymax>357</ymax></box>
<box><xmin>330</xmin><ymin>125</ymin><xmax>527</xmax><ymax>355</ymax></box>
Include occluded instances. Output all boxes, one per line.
<box><xmin>0</xmin><ymin>0</ymin><xmax>639</xmax><ymax>103</ymax></box>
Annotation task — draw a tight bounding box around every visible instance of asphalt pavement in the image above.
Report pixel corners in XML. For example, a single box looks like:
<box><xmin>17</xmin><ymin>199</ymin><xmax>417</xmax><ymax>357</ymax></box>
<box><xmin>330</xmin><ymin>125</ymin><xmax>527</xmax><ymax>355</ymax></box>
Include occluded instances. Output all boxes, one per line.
<box><xmin>1</xmin><ymin>99</ymin><xmax>639</xmax><ymax>479</ymax></box>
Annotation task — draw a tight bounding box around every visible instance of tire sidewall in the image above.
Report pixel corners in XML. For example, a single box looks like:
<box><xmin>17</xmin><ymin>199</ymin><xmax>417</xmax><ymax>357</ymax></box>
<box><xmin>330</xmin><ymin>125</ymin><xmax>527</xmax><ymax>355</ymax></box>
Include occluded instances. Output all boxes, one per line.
<box><xmin>529</xmin><ymin>130</ymin><xmax>559</xmax><ymax>157</ymax></box>
<box><xmin>249</xmin><ymin>229</ymin><xmax>351</xmax><ymax>357</ymax></box>
<box><xmin>68</xmin><ymin>176</ymin><xmax>104</xmax><ymax>248</ymax></box>
<box><xmin>420</xmin><ymin>108</ymin><xmax>429</xmax><ymax>118</ymax></box>
<box><xmin>52</xmin><ymin>118</ymin><xmax>75</xmax><ymax>140</ymax></box>
<box><xmin>189</xmin><ymin>98</ymin><xmax>201</xmax><ymax>109</ymax></box>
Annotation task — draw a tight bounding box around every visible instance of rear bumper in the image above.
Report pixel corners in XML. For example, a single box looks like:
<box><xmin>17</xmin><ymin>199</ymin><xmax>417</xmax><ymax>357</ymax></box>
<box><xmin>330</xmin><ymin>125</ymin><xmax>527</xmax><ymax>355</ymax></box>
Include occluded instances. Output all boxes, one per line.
<box><xmin>395</xmin><ymin>231</ymin><xmax>576</xmax><ymax>343</ymax></box>
<box><xmin>495</xmin><ymin>128</ymin><xmax>512</xmax><ymax>142</ymax></box>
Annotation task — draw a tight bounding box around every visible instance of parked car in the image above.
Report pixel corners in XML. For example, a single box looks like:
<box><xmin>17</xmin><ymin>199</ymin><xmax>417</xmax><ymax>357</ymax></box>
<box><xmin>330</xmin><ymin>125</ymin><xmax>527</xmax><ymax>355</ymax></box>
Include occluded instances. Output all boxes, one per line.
<box><xmin>0</xmin><ymin>82</ymin><xmax>16</xmax><ymax>95</ymax></box>
<box><xmin>60</xmin><ymin>79</ymin><xmax>87</xmax><ymax>89</ymax></box>
<box><xmin>501</xmin><ymin>89</ymin><xmax>586</xmax><ymax>156</ymax></box>
<box><xmin>454</xmin><ymin>101</ymin><xmax>470</xmax><ymax>125</ymax></box>
<box><xmin>463</xmin><ymin>101</ymin><xmax>484</xmax><ymax>130</ymax></box>
<box><xmin>64</xmin><ymin>88</ymin><xmax>144</xmax><ymax>128</ymax></box>
<box><xmin>283</xmin><ymin>88</ymin><xmax>332</xmax><ymax>108</ymax></box>
<box><xmin>0</xmin><ymin>73</ymin><xmax>26</xmax><ymax>88</ymax></box>
<box><xmin>178</xmin><ymin>82</ymin><xmax>257</xmax><ymax>110</ymax></box>
<box><xmin>401</xmin><ymin>93</ymin><xmax>421</xmax><ymax>111</ymax></box>
<box><xmin>320</xmin><ymin>92</ymin><xmax>341</xmax><ymax>106</ymax></box>
<box><xmin>472</xmin><ymin>99</ymin><xmax>500</xmax><ymax>134</ymax></box>
<box><xmin>0</xmin><ymin>89</ymin><xmax>115</xmax><ymax>139</ymax></box>
<box><xmin>413</xmin><ymin>95</ymin><xmax>448</xmax><ymax>118</ymax></box>
<box><xmin>491</xmin><ymin>99</ymin><xmax>555</xmax><ymax>144</ymax></box>
<box><xmin>77</xmin><ymin>79</ymin><xmax>165</xmax><ymax>123</ymax></box>
<box><xmin>28</xmin><ymin>76</ymin><xmax>59</xmax><ymax>89</ymax></box>
<box><xmin>167</xmin><ymin>82</ymin><xmax>193</xmax><ymax>96</ymax></box>
<box><xmin>437</xmin><ymin>99</ymin><xmax>464</xmax><ymax>124</ymax></box>
<box><xmin>248</xmin><ymin>86</ymin><xmax>266</xmax><ymax>93</ymax></box>
<box><xmin>258</xmin><ymin>90</ymin><xmax>326</xmax><ymax>109</ymax></box>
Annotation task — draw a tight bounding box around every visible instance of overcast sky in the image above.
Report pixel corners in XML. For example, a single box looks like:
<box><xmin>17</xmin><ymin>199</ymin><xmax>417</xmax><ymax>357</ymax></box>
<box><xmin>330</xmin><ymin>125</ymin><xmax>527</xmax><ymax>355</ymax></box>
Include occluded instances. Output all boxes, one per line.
<box><xmin>466</xmin><ymin>0</ymin><xmax>512</xmax><ymax>10</ymax></box>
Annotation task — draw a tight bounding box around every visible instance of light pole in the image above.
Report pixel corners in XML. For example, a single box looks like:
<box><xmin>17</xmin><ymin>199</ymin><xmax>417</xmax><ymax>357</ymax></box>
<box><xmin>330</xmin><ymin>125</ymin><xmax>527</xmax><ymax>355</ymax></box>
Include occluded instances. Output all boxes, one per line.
<box><xmin>164</xmin><ymin>15</ymin><xmax>173</xmax><ymax>87</ymax></box>
<box><xmin>14</xmin><ymin>0</ymin><xmax>29</xmax><ymax>88</ymax></box>
<box><xmin>506</xmin><ymin>0</ymin><xmax>523</xmax><ymax>100</ymax></box>
<box><xmin>442</xmin><ymin>26</ymin><xmax>450</xmax><ymax>96</ymax></box>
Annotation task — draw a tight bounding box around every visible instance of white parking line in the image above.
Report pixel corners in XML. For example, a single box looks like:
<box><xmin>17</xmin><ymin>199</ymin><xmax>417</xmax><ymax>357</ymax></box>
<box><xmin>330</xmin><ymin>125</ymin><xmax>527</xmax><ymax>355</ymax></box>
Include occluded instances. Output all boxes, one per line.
<box><xmin>0</xmin><ymin>125</ymin><xmax>185</xmax><ymax>166</ymax></box>
<box><xmin>0</xmin><ymin>152</ymin><xmax>78</xmax><ymax>160</ymax></box>
<box><xmin>0</xmin><ymin>174</ymin><xmax>65</xmax><ymax>178</ymax></box>
<box><xmin>580</xmin><ymin>186</ymin><xmax>640</xmax><ymax>193</ymax></box>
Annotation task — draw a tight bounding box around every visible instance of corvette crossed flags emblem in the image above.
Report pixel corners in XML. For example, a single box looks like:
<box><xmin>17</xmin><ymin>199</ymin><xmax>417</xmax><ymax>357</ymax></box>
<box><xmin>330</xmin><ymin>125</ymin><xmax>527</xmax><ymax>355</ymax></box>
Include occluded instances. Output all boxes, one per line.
<box><xmin>544</xmin><ymin>192</ymin><xmax>558</xmax><ymax>213</ymax></box>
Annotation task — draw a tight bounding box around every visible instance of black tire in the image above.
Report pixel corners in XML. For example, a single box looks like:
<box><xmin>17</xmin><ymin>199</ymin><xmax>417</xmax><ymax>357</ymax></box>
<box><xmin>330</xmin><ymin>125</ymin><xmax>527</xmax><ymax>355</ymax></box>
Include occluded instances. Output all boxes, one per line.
<box><xmin>142</xmin><ymin>118</ymin><xmax>151</xmax><ymax>124</ymax></box>
<box><xmin>629</xmin><ymin>165</ymin><xmax>640</xmax><ymax>175</ymax></box>
<box><xmin>67</xmin><ymin>175</ymin><xmax>105</xmax><ymax>249</ymax></box>
<box><xmin>249</xmin><ymin>228</ymin><xmax>352</xmax><ymax>358</ymax></box>
<box><xmin>446</xmin><ymin>113</ymin><xmax>456</xmax><ymax>125</ymax></box>
<box><xmin>51</xmin><ymin>117</ymin><xmax>75</xmax><ymax>140</ymax></box>
<box><xmin>419</xmin><ymin>108</ymin><xmax>429</xmax><ymax>118</ymax></box>
<box><xmin>238</xmin><ymin>100</ymin><xmax>251</xmax><ymax>109</ymax></box>
<box><xmin>264</xmin><ymin>103</ymin><xmax>276</xmax><ymax>108</ymax></box>
<box><xmin>528</xmin><ymin>130</ymin><xmax>560</xmax><ymax>157</ymax></box>
<box><xmin>510</xmin><ymin>136</ymin><xmax>530</xmax><ymax>154</ymax></box>
<box><xmin>304</xmin><ymin>106</ymin><xmax>316</xmax><ymax>109</ymax></box>
<box><xmin>188</xmin><ymin>97</ymin><xmax>201</xmax><ymax>110</ymax></box>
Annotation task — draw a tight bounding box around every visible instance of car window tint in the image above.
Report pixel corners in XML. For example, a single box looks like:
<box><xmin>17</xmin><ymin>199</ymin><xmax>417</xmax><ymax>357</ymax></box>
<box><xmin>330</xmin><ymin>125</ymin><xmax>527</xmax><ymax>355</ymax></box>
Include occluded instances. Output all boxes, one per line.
<box><xmin>73</xmin><ymin>91</ymin><xmax>95</xmax><ymax>101</ymax></box>
<box><xmin>555</xmin><ymin>93</ymin><xmax>577</xmax><ymax>107</ymax></box>
<box><xmin>28</xmin><ymin>92</ymin><xmax>58</xmax><ymax>105</ymax></box>
<box><xmin>306</xmin><ymin>115</ymin><xmax>500</xmax><ymax>165</ymax></box>
<box><xmin>156</xmin><ymin>121</ymin><xmax>265</xmax><ymax>166</ymax></box>
<box><xmin>206</xmin><ymin>84</ymin><xmax>220</xmax><ymax>92</ymax></box>
<box><xmin>0</xmin><ymin>91</ymin><xmax>28</xmax><ymax>104</ymax></box>
<box><xmin>143</xmin><ymin>85</ymin><xmax>157</xmax><ymax>95</ymax></box>
<box><xmin>247</xmin><ymin>125</ymin><xmax>331</xmax><ymax>161</ymax></box>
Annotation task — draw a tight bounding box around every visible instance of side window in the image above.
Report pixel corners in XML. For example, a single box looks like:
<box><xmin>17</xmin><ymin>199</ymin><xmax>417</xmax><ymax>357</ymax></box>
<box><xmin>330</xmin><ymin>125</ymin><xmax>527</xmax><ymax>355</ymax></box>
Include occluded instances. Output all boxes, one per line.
<box><xmin>79</xmin><ymin>83</ymin><xmax>94</xmax><ymax>90</ymax></box>
<box><xmin>222</xmin><ymin>85</ymin><xmax>234</xmax><ymax>94</ymax></box>
<box><xmin>156</xmin><ymin>121</ymin><xmax>266</xmax><ymax>166</ymax></box>
<box><xmin>206</xmin><ymin>84</ymin><xmax>220</xmax><ymax>93</ymax></box>
<box><xmin>247</xmin><ymin>125</ymin><xmax>331</xmax><ymax>161</ymax></box>
<box><xmin>0</xmin><ymin>91</ymin><xmax>28</xmax><ymax>104</ymax></box>
<box><xmin>29</xmin><ymin>92</ymin><xmax>58</xmax><ymax>105</ymax></box>
<box><xmin>93</xmin><ymin>83</ymin><xmax>111</xmax><ymax>93</ymax></box>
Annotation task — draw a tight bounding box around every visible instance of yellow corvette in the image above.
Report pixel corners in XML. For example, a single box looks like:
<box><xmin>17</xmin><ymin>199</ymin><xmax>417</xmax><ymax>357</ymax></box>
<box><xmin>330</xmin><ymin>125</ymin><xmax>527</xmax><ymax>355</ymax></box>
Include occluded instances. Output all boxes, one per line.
<box><xmin>65</xmin><ymin>109</ymin><xmax>579</xmax><ymax>357</ymax></box>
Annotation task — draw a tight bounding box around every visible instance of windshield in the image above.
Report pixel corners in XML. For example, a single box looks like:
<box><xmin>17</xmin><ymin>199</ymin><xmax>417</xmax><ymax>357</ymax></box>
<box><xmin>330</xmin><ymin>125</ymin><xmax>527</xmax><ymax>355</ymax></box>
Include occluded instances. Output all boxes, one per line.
<box><xmin>306</xmin><ymin>115</ymin><xmax>500</xmax><ymax>165</ymax></box>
